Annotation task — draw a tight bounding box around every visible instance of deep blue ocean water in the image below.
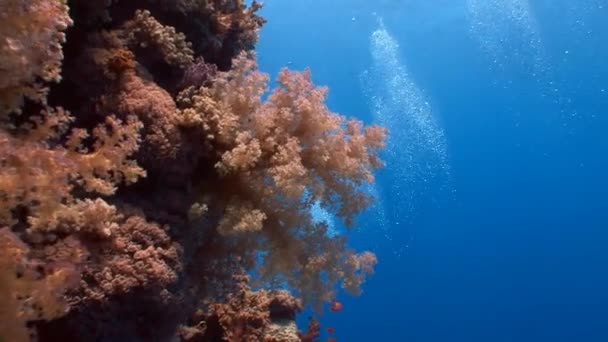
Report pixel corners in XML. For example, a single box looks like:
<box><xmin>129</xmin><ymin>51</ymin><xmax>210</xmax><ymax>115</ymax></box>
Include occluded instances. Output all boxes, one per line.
<box><xmin>256</xmin><ymin>1</ymin><xmax>608</xmax><ymax>340</ymax></box>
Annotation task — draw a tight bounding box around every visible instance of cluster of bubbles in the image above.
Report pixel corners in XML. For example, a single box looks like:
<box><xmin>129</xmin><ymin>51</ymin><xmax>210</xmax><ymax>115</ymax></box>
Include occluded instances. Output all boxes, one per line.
<box><xmin>310</xmin><ymin>201</ymin><xmax>339</xmax><ymax>237</ymax></box>
<box><xmin>359</xmin><ymin>17</ymin><xmax>451</xmax><ymax>257</ymax></box>
<box><xmin>466</xmin><ymin>0</ymin><xmax>605</xmax><ymax>133</ymax></box>
<box><xmin>466</xmin><ymin>0</ymin><xmax>559</xmax><ymax>135</ymax></box>
<box><xmin>366</xmin><ymin>18</ymin><xmax>450</xmax><ymax>185</ymax></box>
<box><xmin>317</xmin><ymin>1</ymin><xmax>603</xmax><ymax>256</ymax></box>
<box><xmin>466</xmin><ymin>0</ymin><xmax>551</xmax><ymax>81</ymax></box>
<box><xmin>564</xmin><ymin>0</ymin><xmax>606</xmax><ymax>35</ymax></box>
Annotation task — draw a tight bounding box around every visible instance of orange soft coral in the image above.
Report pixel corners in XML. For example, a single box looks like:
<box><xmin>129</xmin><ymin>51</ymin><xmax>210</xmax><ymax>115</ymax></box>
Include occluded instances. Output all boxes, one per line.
<box><xmin>0</xmin><ymin>108</ymin><xmax>145</xmax><ymax>234</ymax></box>
<box><xmin>106</xmin><ymin>70</ymin><xmax>184</xmax><ymax>163</ymax></box>
<box><xmin>0</xmin><ymin>0</ymin><xmax>72</xmax><ymax>116</ymax></box>
<box><xmin>0</xmin><ymin>228</ymin><xmax>77</xmax><ymax>342</ymax></box>
<box><xmin>0</xmin><ymin>1</ymin><xmax>385</xmax><ymax>338</ymax></box>
<box><xmin>177</xmin><ymin>52</ymin><xmax>386</xmax><ymax>306</ymax></box>
<box><xmin>124</xmin><ymin>10</ymin><xmax>195</xmax><ymax>69</ymax></box>
<box><xmin>79</xmin><ymin>212</ymin><xmax>182</xmax><ymax>302</ymax></box>
<box><xmin>181</xmin><ymin>53</ymin><xmax>385</xmax><ymax>225</ymax></box>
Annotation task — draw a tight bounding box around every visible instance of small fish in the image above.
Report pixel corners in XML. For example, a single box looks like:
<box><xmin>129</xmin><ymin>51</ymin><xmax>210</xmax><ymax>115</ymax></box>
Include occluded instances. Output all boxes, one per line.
<box><xmin>327</xmin><ymin>338</ymin><xmax>337</xmax><ymax>342</ymax></box>
<box><xmin>326</xmin><ymin>327</ymin><xmax>335</xmax><ymax>334</ymax></box>
<box><xmin>330</xmin><ymin>300</ymin><xmax>343</xmax><ymax>312</ymax></box>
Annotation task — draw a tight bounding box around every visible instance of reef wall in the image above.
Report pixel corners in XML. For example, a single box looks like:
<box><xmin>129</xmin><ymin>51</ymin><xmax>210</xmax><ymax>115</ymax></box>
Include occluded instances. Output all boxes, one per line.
<box><xmin>0</xmin><ymin>1</ymin><xmax>386</xmax><ymax>341</ymax></box>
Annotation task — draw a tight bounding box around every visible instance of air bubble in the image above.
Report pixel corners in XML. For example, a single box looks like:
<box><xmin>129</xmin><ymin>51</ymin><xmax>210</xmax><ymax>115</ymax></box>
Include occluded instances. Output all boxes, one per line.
<box><xmin>467</xmin><ymin>0</ymin><xmax>548</xmax><ymax>75</ymax></box>
<box><xmin>359</xmin><ymin>18</ymin><xmax>451</xmax><ymax>257</ymax></box>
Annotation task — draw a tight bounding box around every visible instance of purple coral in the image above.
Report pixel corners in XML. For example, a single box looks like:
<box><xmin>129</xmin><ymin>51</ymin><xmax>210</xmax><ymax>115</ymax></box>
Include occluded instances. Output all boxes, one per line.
<box><xmin>180</xmin><ymin>57</ymin><xmax>218</xmax><ymax>89</ymax></box>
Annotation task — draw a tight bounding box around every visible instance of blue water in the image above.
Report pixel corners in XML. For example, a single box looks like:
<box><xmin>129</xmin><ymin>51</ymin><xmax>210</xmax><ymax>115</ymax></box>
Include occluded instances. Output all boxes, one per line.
<box><xmin>257</xmin><ymin>1</ymin><xmax>608</xmax><ymax>340</ymax></box>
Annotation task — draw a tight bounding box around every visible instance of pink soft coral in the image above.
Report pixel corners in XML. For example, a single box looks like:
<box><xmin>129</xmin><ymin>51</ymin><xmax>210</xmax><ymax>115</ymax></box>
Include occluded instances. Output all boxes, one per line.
<box><xmin>0</xmin><ymin>0</ymin><xmax>72</xmax><ymax>116</ymax></box>
<box><xmin>0</xmin><ymin>108</ymin><xmax>145</xmax><ymax>234</ymax></box>
<box><xmin>0</xmin><ymin>228</ymin><xmax>77</xmax><ymax>342</ymax></box>
<box><xmin>177</xmin><ymin>52</ymin><xmax>386</xmax><ymax>306</ymax></box>
<box><xmin>80</xmin><ymin>212</ymin><xmax>181</xmax><ymax>302</ymax></box>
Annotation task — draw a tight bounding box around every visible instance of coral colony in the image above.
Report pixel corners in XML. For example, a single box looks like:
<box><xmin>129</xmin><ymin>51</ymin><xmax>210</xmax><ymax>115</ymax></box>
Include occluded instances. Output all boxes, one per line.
<box><xmin>0</xmin><ymin>1</ymin><xmax>386</xmax><ymax>341</ymax></box>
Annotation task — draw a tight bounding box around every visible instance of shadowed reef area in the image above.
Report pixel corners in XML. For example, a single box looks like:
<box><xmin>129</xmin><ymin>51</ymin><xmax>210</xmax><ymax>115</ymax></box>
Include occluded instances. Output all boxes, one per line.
<box><xmin>0</xmin><ymin>1</ymin><xmax>386</xmax><ymax>341</ymax></box>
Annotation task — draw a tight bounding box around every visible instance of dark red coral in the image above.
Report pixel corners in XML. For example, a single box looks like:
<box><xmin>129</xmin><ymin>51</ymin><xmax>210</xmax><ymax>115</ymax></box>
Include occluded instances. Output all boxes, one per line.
<box><xmin>298</xmin><ymin>317</ymin><xmax>321</xmax><ymax>342</ymax></box>
<box><xmin>179</xmin><ymin>276</ymin><xmax>303</xmax><ymax>342</ymax></box>
<box><xmin>75</xmin><ymin>212</ymin><xmax>182</xmax><ymax>302</ymax></box>
<box><xmin>33</xmin><ymin>211</ymin><xmax>183</xmax><ymax>342</ymax></box>
<box><xmin>180</xmin><ymin>57</ymin><xmax>218</xmax><ymax>89</ymax></box>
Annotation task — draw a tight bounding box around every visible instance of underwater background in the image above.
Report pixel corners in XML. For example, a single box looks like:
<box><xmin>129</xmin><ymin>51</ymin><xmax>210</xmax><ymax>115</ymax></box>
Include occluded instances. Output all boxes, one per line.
<box><xmin>257</xmin><ymin>0</ymin><xmax>608</xmax><ymax>341</ymax></box>
<box><xmin>1</xmin><ymin>0</ymin><xmax>607</xmax><ymax>340</ymax></box>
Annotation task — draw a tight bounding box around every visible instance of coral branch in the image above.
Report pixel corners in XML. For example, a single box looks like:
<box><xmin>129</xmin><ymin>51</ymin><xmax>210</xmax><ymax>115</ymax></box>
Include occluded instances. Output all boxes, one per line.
<box><xmin>0</xmin><ymin>228</ymin><xmax>77</xmax><ymax>342</ymax></box>
<box><xmin>125</xmin><ymin>10</ymin><xmax>195</xmax><ymax>69</ymax></box>
<box><xmin>0</xmin><ymin>109</ymin><xmax>145</xmax><ymax>233</ymax></box>
<box><xmin>0</xmin><ymin>0</ymin><xmax>72</xmax><ymax>116</ymax></box>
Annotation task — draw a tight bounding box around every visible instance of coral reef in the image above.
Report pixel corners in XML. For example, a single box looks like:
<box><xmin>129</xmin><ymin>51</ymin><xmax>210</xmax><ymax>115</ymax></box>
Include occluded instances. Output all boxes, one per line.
<box><xmin>0</xmin><ymin>0</ymin><xmax>386</xmax><ymax>341</ymax></box>
<box><xmin>179</xmin><ymin>276</ymin><xmax>303</xmax><ymax>342</ymax></box>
